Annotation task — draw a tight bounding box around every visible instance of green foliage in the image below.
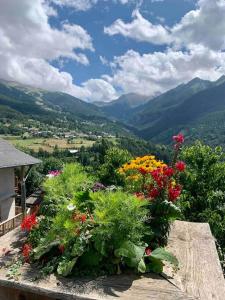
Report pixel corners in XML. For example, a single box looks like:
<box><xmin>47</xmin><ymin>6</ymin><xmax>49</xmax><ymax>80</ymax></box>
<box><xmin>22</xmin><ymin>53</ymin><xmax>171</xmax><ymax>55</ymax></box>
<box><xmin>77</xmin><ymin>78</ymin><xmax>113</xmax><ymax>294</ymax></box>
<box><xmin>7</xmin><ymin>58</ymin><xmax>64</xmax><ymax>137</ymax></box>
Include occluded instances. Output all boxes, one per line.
<box><xmin>26</xmin><ymin>167</ymin><xmax>43</xmax><ymax>195</ymax></box>
<box><xmin>180</xmin><ymin>142</ymin><xmax>225</xmax><ymax>264</ymax></box>
<box><xmin>98</xmin><ymin>147</ymin><xmax>132</xmax><ymax>185</ymax></box>
<box><xmin>40</xmin><ymin>163</ymin><xmax>95</xmax><ymax>217</ymax></box>
<box><xmin>23</xmin><ymin>162</ymin><xmax>179</xmax><ymax>278</ymax></box>
<box><xmin>57</xmin><ymin>258</ymin><xmax>77</xmax><ymax>277</ymax></box>
<box><xmin>114</xmin><ymin>241</ymin><xmax>146</xmax><ymax>273</ymax></box>
<box><xmin>147</xmin><ymin>248</ymin><xmax>178</xmax><ymax>273</ymax></box>
<box><xmin>42</xmin><ymin>157</ymin><xmax>64</xmax><ymax>174</ymax></box>
<box><xmin>91</xmin><ymin>191</ymin><xmax>148</xmax><ymax>251</ymax></box>
<box><xmin>150</xmin><ymin>248</ymin><xmax>178</xmax><ymax>268</ymax></box>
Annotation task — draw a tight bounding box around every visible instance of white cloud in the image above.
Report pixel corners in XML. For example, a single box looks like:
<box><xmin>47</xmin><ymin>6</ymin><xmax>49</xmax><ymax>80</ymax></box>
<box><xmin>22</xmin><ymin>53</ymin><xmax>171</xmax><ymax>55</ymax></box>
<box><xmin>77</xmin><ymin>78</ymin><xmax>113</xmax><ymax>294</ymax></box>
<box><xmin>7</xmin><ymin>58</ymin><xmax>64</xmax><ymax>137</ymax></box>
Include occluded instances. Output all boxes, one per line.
<box><xmin>50</xmin><ymin>0</ymin><xmax>98</xmax><ymax>11</ymax></box>
<box><xmin>0</xmin><ymin>1</ymin><xmax>93</xmax><ymax>65</ymax></box>
<box><xmin>104</xmin><ymin>9</ymin><xmax>171</xmax><ymax>45</ymax></box>
<box><xmin>172</xmin><ymin>0</ymin><xmax>225</xmax><ymax>51</ymax></box>
<box><xmin>105</xmin><ymin>0</ymin><xmax>225</xmax><ymax>51</ymax></box>
<box><xmin>50</xmin><ymin>0</ymin><xmax>135</xmax><ymax>11</ymax></box>
<box><xmin>81</xmin><ymin>79</ymin><xmax>118</xmax><ymax>102</ymax></box>
<box><xmin>99</xmin><ymin>55</ymin><xmax>109</xmax><ymax>65</ymax></box>
<box><xmin>1</xmin><ymin>0</ymin><xmax>225</xmax><ymax>104</ymax></box>
<box><xmin>0</xmin><ymin>0</ymin><xmax>112</xmax><ymax>102</ymax></box>
<box><xmin>105</xmin><ymin>46</ymin><xmax>225</xmax><ymax>97</ymax></box>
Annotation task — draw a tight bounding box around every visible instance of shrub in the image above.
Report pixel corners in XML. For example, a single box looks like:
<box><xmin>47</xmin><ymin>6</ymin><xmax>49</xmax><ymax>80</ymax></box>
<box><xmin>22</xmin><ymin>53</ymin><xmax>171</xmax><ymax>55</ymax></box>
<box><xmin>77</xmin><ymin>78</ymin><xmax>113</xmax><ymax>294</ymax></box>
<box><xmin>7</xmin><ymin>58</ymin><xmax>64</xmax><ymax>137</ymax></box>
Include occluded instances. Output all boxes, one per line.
<box><xmin>40</xmin><ymin>163</ymin><xmax>95</xmax><ymax>217</ymax></box>
<box><xmin>179</xmin><ymin>142</ymin><xmax>225</xmax><ymax>264</ymax></box>
<box><xmin>98</xmin><ymin>147</ymin><xmax>132</xmax><ymax>185</ymax></box>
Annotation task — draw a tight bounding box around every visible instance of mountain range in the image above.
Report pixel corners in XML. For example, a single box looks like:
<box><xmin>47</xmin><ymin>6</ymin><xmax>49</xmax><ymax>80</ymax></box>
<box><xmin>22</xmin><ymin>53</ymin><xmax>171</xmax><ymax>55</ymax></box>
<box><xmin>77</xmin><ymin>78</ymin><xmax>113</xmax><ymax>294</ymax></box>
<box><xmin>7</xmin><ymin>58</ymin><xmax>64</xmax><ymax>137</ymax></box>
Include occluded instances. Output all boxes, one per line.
<box><xmin>0</xmin><ymin>79</ymin><xmax>132</xmax><ymax>137</ymax></box>
<box><xmin>1</xmin><ymin>76</ymin><xmax>225</xmax><ymax>146</ymax></box>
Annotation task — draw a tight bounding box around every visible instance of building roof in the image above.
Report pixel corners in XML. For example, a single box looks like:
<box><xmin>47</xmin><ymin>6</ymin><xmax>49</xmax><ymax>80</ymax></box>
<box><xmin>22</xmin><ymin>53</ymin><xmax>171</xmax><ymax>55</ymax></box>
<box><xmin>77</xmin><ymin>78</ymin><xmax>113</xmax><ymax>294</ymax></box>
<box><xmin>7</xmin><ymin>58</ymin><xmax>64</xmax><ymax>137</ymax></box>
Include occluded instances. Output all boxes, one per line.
<box><xmin>0</xmin><ymin>139</ymin><xmax>41</xmax><ymax>169</ymax></box>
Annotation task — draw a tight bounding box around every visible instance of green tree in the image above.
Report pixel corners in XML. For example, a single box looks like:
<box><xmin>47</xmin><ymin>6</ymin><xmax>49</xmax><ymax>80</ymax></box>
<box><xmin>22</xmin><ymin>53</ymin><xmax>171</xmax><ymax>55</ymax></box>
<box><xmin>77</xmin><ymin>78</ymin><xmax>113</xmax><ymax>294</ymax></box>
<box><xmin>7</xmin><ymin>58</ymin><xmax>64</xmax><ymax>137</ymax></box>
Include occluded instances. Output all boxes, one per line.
<box><xmin>98</xmin><ymin>147</ymin><xmax>132</xmax><ymax>185</ymax></box>
<box><xmin>179</xmin><ymin>142</ymin><xmax>225</xmax><ymax>263</ymax></box>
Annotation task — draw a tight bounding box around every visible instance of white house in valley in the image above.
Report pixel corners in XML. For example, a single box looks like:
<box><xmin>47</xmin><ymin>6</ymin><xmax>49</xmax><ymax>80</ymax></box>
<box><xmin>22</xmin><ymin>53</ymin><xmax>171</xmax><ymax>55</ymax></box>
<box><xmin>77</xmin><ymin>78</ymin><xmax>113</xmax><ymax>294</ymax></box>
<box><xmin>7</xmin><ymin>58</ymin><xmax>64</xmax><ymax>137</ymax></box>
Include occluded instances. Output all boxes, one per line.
<box><xmin>0</xmin><ymin>139</ymin><xmax>40</xmax><ymax>223</ymax></box>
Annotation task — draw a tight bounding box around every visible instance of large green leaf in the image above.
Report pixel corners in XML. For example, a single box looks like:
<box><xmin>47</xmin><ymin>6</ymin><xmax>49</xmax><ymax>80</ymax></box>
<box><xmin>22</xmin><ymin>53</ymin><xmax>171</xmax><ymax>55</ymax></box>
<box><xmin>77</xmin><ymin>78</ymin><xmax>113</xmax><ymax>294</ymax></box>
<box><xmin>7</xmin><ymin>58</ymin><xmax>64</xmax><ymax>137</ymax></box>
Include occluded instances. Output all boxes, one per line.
<box><xmin>150</xmin><ymin>247</ymin><xmax>178</xmax><ymax>267</ymax></box>
<box><xmin>138</xmin><ymin>258</ymin><xmax>146</xmax><ymax>273</ymax></box>
<box><xmin>57</xmin><ymin>258</ymin><xmax>77</xmax><ymax>276</ymax></box>
<box><xmin>115</xmin><ymin>241</ymin><xmax>146</xmax><ymax>269</ymax></box>
<box><xmin>33</xmin><ymin>240</ymin><xmax>60</xmax><ymax>260</ymax></box>
<box><xmin>148</xmin><ymin>256</ymin><xmax>164</xmax><ymax>273</ymax></box>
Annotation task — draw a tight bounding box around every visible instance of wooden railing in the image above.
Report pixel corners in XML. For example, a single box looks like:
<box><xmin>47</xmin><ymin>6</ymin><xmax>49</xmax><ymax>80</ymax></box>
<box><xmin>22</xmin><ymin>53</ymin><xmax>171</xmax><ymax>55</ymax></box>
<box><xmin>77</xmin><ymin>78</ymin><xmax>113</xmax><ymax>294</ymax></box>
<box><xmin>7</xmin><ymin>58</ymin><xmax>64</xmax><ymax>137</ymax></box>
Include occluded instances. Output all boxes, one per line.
<box><xmin>0</xmin><ymin>206</ymin><xmax>24</xmax><ymax>236</ymax></box>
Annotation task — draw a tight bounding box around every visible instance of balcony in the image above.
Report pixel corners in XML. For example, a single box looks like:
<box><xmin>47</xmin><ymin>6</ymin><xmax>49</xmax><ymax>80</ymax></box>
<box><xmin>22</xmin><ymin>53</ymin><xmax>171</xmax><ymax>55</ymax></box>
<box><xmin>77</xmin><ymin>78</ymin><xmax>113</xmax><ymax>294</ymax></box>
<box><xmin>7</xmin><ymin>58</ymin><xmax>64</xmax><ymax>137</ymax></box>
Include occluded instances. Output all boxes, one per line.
<box><xmin>0</xmin><ymin>206</ymin><xmax>23</xmax><ymax>236</ymax></box>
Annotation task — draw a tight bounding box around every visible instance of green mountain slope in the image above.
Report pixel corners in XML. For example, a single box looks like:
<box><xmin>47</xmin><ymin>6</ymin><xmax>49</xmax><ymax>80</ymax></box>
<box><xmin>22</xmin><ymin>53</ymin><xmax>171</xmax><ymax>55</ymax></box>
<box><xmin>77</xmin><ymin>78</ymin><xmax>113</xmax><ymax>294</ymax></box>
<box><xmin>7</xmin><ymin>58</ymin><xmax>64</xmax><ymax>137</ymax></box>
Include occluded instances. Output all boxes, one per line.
<box><xmin>0</xmin><ymin>80</ymin><xmax>132</xmax><ymax>137</ymax></box>
<box><xmin>131</xmin><ymin>77</ymin><xmax>214</xmax><ymax>128</ymax></box>
<box><xmin>99</xmin><ymin>93</ymin><xmax>149</xmax><ymax>121</ymax></box>
<box><xmin>135</xmin><ymin>77</ymin><xmax>225</xmax><ymax>145</ymax></box>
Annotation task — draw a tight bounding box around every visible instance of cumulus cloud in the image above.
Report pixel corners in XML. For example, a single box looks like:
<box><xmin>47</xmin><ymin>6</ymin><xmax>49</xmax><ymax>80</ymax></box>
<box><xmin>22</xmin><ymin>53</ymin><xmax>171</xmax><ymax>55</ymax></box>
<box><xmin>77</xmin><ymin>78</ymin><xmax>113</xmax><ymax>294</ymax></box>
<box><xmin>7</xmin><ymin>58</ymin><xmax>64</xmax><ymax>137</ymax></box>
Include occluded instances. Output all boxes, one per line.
<box><xmin>81</xmin><ymin>79</ymin><xmax>118</xmax><ymax>102</ymax></box>
<box><xmin>0</xmin><ymin>0</ymin><xmax>116</xmax><ymax>102</ymax></box>
<box><xmin>172</xmin><ymin>0</ymin><xmax>225</xmax><ymax>50</ymax></box>
<box><xmin>106</xmin><ymin>46</ymin><xmax>225</xmax><ymax>97</ymax></box>
<box><xmin>105</xmin><ymin>0</ymin><xmax>225</xmax><ymax>51</ymax></box>
<box><xmin>104</xmin><ymin>9</ymin><xmax>171</xmax><ymax>45</ymax></box>
<box><xmin>1</xmin><ymin>0</ymin><xmax>225</xmax><ymax>103</ymax></box>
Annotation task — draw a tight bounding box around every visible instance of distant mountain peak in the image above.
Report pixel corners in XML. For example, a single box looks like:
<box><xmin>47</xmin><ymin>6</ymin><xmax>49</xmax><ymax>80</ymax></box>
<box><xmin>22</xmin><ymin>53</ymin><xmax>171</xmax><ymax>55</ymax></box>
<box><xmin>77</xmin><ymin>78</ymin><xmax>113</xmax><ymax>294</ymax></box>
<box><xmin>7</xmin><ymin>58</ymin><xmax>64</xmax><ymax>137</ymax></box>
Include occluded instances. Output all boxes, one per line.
<box><xmin>215</xmin><ymin>75</ymin><xmax>225</xmax><ymax>86</ymax></box>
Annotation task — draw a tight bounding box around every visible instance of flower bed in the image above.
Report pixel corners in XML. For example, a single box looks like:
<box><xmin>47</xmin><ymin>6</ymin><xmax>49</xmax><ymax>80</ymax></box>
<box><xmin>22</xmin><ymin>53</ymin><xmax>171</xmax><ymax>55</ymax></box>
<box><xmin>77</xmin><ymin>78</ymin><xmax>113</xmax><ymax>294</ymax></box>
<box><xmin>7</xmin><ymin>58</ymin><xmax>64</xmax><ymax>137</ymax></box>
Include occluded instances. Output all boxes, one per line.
<box><xmin>18</xmin><ymin>135</ymin><xmax>185</xmax><ymax>278</ymax></box>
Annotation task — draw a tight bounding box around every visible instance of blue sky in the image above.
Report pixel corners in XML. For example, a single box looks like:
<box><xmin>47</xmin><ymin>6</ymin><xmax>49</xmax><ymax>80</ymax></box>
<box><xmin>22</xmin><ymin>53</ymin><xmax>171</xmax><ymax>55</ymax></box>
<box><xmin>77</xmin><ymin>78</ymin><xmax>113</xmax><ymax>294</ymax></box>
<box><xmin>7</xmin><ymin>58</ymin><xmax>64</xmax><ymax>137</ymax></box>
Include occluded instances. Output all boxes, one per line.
<box><xmin>51</xmin><ymin>0</ymin><xmax>196</xmax><ymax>84</ymax></box>
<box><xmin>0</xmin><ymin>0</ymin><xmax>225</xmax><ymax>102</ymax></box>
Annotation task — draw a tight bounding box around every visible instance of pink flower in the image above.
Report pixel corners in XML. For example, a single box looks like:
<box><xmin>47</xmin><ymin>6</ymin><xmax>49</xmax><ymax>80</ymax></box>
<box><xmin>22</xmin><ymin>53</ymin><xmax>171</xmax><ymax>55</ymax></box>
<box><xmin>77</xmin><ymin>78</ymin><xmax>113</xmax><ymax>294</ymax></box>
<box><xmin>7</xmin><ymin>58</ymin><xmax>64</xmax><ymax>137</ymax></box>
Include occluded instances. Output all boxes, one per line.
<box><xmin>46</xmin><ymin>170</ymin><xmax>62</xmax><ymax>178</ymax></box>
<box><xmin>173</xmin><ymin>133</ymin><xmax>184</xmax><ymax>144</ymax></box>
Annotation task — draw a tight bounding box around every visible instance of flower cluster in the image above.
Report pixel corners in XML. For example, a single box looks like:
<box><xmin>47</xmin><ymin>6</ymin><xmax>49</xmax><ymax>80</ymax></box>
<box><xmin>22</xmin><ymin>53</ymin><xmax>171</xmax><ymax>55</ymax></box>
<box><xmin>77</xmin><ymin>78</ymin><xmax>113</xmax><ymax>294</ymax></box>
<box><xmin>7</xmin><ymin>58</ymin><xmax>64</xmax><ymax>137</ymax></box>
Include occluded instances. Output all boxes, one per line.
<box><xmin>119</xmin><ymin>155</ymin><xmax>167</xmax><ymax>179</ymax></box>
<box><xmin>72</xmin><ymin>212</ymin><xmax>87</xmax><ymax>223</ymax></box>
<box><xmin>147</xmin><ymin>135</ymin><xmax>185</xmax><ymax>202</ymax></box>
<box><xmin>46</xmin><ymin>170</ymin><xmax>62</xmax><ymax>178</ymax></box>
<box><xmin>21</xmin><ymin>214</ymin><xmax>37</xmax><ymax>231</ymax></box>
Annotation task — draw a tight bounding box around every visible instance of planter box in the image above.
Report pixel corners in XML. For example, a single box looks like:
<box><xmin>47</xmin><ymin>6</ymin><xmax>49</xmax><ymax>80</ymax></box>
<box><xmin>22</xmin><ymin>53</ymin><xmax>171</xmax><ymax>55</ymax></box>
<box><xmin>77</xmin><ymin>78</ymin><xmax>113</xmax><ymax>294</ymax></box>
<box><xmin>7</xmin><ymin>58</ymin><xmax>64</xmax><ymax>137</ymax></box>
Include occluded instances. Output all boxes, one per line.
<box><xmin>0</xmin><ymin>221</ymin><xmax>224</xmax><ymax>300</ymax></box>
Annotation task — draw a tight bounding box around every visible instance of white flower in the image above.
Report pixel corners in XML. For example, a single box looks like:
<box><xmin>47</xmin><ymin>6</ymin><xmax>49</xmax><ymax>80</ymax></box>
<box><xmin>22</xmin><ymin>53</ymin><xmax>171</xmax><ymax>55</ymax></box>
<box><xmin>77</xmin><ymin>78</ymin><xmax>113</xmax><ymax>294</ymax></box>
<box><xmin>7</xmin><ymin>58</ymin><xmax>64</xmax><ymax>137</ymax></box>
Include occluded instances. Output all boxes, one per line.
<box><xmin>46</xmin><ymin>174</ymin><xmax>54</xmax><ymax>178</ymax></box>
<box><xmin>67</xmin><ymin>204</ymin><xmax>76</xmax><ymax>211</ymax></box>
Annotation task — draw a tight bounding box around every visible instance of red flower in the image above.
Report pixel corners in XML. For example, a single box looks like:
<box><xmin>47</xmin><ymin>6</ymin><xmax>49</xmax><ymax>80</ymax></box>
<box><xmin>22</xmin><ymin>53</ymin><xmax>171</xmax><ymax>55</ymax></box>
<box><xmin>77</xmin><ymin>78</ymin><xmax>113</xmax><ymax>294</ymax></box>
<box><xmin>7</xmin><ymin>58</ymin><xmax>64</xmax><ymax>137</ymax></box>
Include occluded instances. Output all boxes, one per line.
<box><xmin>163</xmin><ymin>166</ymin><xmax>174</xmax><ymax>177</ymax></box>
<box><xmin>149</xmin><ymin>187</ymin><xmax>160</xmax><ymax>199</ymax></box>
<box><xmin>80</xmin><ymin>214</ymin><xmax>87</xmax><ymax>223</ymax></box>
<box><xmin>168</xmin><ymin>185</ymin><xmax>182</xmax><ymax>201</ymax></box>
<box><xmin>150</xmin><ymin>168</ymin><xmax>167</xmax><ymax>188</ymax></box>
<box><xmin>21</xmin><ymin>214</ymin><xmax>37</xmax><ymax>231</ymax></box>
<box><xmin>175</xmin><ymin>161</ymin><xmax>186</xmax><ymax>172</ymax></box>
<box><xmin>145</xmin><ymin>247</ymin><xmax>152</xmax><ymax>256</ymax></box>
<box><xmin>134</xmin><ymin>192</ymin><xmax>145</xmax><ymax>200</ymax></box>
<box><xmin>173</xmin><ymin>133</ymin><xmax>184</xmax><ymax>144</ymax></box>
<box><xmin>22</xmin><ymin>243</ymin><xmax>32</xmax><ymax>262</ymax></box>
<box><xmin>58</xmin><ymin>244</ymin><xmax>65</xmax><ymax>253</ymax></box>
<box><xmin>139</xmin><ymin>167</ymin><xmax>148</xmax><ymax>176</ymax></box>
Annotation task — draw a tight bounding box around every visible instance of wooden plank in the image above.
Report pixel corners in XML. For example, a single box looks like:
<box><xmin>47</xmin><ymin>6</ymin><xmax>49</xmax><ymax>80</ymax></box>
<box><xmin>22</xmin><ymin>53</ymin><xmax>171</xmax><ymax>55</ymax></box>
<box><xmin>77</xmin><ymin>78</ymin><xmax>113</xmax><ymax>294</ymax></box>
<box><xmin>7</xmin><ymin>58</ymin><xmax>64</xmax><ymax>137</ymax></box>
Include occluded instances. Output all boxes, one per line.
<box><xmin>164</xmin><ymin>221</ymin><xmax>225</xmax><ymax>300</ymax></box>
<box><xmin>0</xmin><ymin>222</ymin><xmax>224</xmax><ymax>300</ymax></box>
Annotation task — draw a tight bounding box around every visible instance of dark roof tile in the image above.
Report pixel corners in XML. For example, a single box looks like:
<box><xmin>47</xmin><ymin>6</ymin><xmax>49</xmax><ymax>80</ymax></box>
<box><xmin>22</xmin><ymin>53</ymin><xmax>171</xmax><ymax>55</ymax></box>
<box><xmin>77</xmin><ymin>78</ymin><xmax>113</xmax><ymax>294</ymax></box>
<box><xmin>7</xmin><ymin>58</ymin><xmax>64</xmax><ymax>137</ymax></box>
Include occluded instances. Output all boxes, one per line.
<box><xmin>0</xmin><ymin>139</ymin><xmax>41</xmax><ymax>168</ymax></box>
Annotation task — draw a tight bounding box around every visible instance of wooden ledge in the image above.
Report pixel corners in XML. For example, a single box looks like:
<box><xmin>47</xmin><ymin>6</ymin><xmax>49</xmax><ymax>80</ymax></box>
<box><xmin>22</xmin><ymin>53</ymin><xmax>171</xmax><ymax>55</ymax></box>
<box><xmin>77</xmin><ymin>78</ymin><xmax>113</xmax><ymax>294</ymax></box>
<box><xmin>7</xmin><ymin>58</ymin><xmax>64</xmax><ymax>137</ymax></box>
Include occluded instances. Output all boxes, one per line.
<box><xmin>0</xmin><ymin>221</ymin><xmax>224</xmax><ymax>300</ymax></box>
